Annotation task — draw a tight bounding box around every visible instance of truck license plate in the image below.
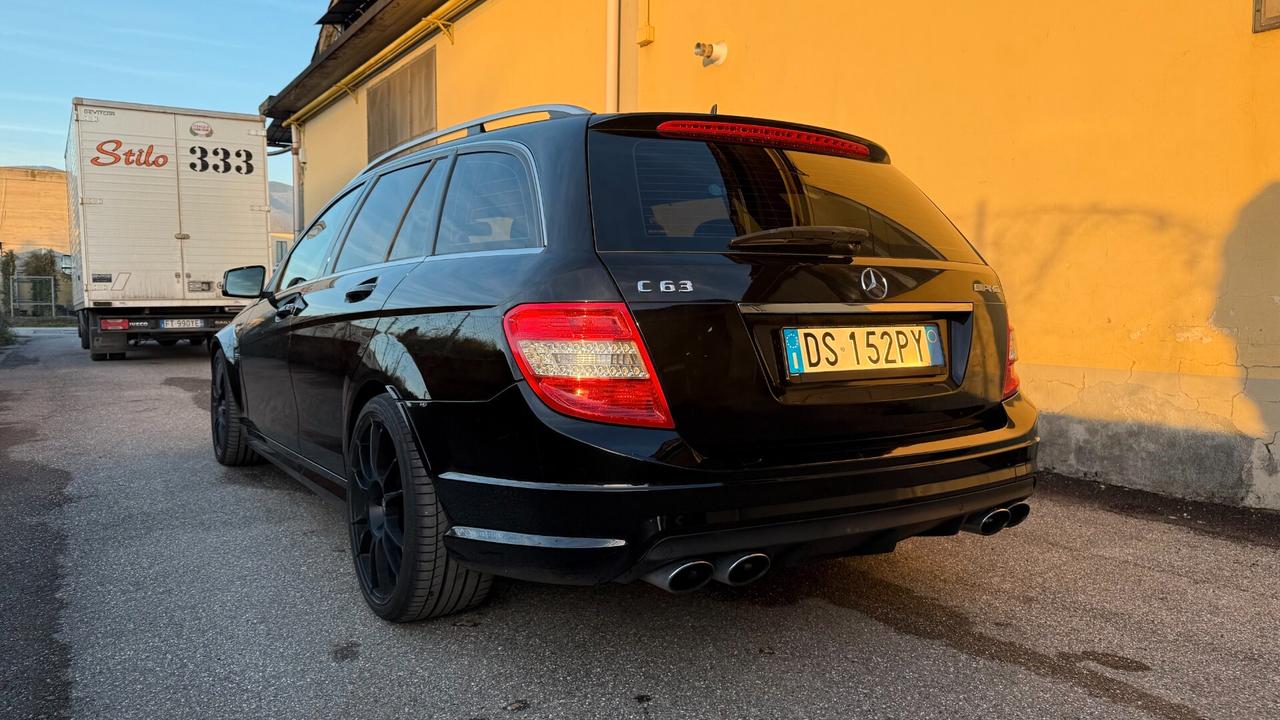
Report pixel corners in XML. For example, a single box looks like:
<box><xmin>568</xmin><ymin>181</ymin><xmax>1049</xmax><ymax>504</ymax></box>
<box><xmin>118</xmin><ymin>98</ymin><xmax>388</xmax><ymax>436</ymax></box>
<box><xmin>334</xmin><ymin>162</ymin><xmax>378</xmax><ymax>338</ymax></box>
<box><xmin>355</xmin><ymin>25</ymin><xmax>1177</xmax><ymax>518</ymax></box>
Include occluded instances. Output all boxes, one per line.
<box><xmin>783</xmin><ymin>324</ymin><xmax>944</xmax><ymax>376</ymax></box>
<box><xmin>162</xmin><ymin>319</ymin><xmax>204</xmax><ymax>329</ymax></box>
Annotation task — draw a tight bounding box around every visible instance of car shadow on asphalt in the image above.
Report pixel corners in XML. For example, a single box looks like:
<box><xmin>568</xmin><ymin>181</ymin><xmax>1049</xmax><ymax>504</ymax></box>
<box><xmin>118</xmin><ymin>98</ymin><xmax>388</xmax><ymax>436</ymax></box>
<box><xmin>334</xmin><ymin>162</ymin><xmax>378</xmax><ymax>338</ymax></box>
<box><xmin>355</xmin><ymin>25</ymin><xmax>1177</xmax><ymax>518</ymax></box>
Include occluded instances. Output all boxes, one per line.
<box><xmin>467</xmin><ymin>555</ymin><xmax>1206</xmax><ymax>720</ymax></box>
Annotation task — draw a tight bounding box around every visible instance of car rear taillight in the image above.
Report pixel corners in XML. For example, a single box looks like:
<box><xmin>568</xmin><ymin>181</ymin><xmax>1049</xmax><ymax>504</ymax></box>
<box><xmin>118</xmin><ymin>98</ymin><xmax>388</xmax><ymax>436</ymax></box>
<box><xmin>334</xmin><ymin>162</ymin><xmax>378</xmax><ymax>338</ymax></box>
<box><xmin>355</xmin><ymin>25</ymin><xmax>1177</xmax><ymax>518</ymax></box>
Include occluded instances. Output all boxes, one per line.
<box><xmin>1002</xmin><ymin>325</ymin><xmax>1020</xmax><ymax>400</ymax></box>
<box><xmin>656</xmin><ymin>120</ymin><xmax>871</xmax><ymax>158</ymax></box>
<box><xmin>503</xmin><ymin>303</ymin><xmax>674</xmax><ymax>429</ymax></box>
<box><xmin>99</xmin><ymin>318</ymin><xmax>129</xmax><ymax>331</ymax></box>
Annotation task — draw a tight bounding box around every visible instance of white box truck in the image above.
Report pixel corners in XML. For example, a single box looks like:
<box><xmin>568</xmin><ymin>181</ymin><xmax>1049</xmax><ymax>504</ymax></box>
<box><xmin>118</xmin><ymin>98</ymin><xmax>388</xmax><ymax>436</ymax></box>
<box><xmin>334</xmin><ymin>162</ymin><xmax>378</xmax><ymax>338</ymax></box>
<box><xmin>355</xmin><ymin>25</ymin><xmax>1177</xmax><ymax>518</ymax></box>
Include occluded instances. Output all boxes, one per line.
<box><xmin>66</xmin><ymin>98</ymin><xmax>272</xmax><ymax>360</ymax></box>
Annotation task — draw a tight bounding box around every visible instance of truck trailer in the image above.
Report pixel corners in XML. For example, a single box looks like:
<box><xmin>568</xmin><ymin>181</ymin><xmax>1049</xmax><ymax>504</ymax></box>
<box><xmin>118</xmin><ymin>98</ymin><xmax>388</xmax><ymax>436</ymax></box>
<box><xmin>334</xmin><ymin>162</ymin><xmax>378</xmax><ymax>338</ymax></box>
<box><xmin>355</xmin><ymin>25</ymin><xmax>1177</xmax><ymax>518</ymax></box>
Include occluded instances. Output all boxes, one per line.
<box><xmin>66</xmin><ymin>98</ymin><xmax>272</xmax><ymax>360</ymax></box>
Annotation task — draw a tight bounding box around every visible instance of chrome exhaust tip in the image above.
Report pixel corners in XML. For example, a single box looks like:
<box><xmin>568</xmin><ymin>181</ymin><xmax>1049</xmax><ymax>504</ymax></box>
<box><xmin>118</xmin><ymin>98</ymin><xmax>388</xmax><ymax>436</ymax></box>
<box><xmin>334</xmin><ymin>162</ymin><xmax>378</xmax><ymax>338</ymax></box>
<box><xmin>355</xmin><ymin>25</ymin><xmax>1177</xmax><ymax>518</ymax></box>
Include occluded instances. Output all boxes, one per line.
<box><xmin>1005</xmin><ymin>501</ymin><xmax>1031</xmax><ymax>528</ymax></box>
<box><xmin>643</xmin><ymin>560</ymin><xmax>714</xmax><ymax>593</ymax></box>
<box><xmin>712</xmin><ymin>552</ymin><xmax>771</xmax><ymax>587</ymax></box>
<box><xmin>962</xmin><ymin>507</ymin><xmax>1012</xmax><ymax>536</ymax></box>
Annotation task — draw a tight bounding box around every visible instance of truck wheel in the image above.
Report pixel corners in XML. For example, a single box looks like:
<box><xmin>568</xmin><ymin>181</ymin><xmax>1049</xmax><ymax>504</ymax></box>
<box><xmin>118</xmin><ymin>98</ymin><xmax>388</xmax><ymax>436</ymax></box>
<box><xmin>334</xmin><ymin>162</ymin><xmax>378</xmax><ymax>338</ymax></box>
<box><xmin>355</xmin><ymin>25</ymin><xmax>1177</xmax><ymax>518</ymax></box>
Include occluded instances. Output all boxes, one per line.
<box><xmin>211</xmin><ymin>351</ymin><xmax>261</xmax><ymax>466</ymax></box>
<box><xmin>90</xmin><ymin>352</ymin><xmax>107</xmax><ymax>362</ymax></box>
<box><xmin>78</xmin><ymin>313</ymin><xmax>90</xmax><ymax>350</ymax></box>
<box><xmin>347</xmin><ymin>394</ymin><xmax>492</xmax><ymax>622</ymax></box>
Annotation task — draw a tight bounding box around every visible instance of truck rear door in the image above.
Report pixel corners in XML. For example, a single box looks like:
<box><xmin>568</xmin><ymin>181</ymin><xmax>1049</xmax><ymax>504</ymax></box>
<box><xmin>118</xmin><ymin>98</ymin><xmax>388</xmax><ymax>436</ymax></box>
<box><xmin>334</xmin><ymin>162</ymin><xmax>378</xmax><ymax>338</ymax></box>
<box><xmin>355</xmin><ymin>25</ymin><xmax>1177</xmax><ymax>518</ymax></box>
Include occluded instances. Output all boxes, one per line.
<box><xmin>173</xmin><ymin>113</ymin><xmax>270</xmax><ymax>301</ymax></box>
<box><xmin>75</xmin><ymin>103</ymin><xmax>181</xmax><ymax>301</ymax></box>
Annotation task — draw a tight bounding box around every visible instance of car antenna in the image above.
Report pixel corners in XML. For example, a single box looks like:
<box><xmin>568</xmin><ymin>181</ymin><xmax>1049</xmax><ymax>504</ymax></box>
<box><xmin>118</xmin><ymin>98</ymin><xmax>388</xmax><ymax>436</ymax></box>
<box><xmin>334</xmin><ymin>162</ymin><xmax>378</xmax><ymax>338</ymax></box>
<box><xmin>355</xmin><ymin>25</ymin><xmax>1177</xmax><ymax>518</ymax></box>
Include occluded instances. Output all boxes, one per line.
<box><xmin>710</xmin><ymin>103</ymin><xmax>718</xmax><ymax>115</ymax></box>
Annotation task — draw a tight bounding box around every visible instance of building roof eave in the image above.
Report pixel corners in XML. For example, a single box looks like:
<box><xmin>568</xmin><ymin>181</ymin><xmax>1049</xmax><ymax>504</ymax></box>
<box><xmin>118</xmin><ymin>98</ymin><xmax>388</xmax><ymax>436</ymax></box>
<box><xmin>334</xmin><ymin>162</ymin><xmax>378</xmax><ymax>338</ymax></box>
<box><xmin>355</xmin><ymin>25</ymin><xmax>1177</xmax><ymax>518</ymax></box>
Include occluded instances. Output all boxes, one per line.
<box><xmin>259</xmin><ymin>0</ymin><xmax>451</xmax><ymax>124</ymax></box>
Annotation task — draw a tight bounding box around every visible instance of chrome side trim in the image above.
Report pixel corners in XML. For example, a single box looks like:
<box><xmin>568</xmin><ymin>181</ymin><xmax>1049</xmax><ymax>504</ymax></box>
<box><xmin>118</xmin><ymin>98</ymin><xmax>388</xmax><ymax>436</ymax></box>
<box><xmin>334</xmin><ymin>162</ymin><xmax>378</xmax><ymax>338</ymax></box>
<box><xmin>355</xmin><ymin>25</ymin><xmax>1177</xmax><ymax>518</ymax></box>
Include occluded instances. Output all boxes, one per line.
<box><xmin>738</xmin><ymin>302</ymin><xmax>974</xmax><ymax>315</ymax></box>
<box><xmin>447</xmin><ymin>526</ymin><xmax>626</xmax><ymax>549</ymax></box>
<box><xmin>437</xmin><ymin>471</ymin><xmax>717</xmax><ymax>493</ymax></box>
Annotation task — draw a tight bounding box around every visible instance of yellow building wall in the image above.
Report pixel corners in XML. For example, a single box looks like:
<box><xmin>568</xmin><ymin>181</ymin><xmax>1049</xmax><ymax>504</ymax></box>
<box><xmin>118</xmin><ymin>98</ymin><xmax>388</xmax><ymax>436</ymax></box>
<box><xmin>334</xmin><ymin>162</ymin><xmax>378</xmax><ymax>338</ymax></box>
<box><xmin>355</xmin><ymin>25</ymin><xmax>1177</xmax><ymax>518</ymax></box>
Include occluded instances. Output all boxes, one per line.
<box><xmin>0</xmin><ymin>167</ymin><xmax>69</xmax><ymax>254</ymax></box>
<box><xmin>299</xmin><ymin>0</ymin><xmax>608</xmax><ymax>217</ymax></box>
<box><xmin>297</xmin><ymin>0</ymin><xmax>1280</xmax><ymax>506</ymax></box>
<box><xmin>629</xmin><ymin>0</ymin><xmax>1280</xmax><ymax>507</ymax></box>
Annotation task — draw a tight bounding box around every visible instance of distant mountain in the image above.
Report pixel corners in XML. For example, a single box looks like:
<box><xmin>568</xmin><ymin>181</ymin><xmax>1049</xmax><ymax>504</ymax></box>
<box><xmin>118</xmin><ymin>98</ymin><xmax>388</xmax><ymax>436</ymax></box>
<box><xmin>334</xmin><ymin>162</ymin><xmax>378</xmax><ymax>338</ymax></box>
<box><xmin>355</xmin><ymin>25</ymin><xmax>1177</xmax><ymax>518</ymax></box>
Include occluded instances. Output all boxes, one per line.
<box><xmin>269</xmin><ymin>181</ymin><xmax>293</xmax><ymax>234</ymax></box>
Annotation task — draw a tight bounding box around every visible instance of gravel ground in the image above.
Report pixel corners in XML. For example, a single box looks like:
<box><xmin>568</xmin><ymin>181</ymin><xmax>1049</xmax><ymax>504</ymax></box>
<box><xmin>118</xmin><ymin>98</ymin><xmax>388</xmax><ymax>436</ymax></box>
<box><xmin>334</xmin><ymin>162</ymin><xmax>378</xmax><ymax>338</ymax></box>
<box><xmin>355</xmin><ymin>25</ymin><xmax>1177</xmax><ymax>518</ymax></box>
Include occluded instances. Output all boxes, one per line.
<box><xmin>2</xmin><ymin>332</ymin><xmax>1278</xmax><ymax>720</ymax></box>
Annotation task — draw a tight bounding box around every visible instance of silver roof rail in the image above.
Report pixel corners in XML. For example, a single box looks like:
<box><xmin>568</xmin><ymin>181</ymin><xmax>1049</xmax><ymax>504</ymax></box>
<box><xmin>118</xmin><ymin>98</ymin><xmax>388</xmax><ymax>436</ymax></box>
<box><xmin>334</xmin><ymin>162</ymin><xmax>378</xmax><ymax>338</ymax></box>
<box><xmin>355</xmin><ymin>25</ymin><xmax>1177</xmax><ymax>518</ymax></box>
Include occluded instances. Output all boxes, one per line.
<box><xmin>360</xmin><ymin>104</ymin><xmax>591</xmax><ymax>175</ymax></box>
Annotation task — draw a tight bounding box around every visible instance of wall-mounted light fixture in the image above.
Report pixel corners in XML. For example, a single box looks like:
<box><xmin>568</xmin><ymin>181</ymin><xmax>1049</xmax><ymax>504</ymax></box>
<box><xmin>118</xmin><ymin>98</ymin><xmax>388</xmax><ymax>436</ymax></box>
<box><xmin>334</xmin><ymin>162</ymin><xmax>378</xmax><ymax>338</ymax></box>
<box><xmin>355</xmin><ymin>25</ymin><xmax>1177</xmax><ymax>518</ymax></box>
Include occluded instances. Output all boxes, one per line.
<box><xmin>694</xmin><ymin>41</ymin><xmax>727</xmax><ymax>66</ymax></box>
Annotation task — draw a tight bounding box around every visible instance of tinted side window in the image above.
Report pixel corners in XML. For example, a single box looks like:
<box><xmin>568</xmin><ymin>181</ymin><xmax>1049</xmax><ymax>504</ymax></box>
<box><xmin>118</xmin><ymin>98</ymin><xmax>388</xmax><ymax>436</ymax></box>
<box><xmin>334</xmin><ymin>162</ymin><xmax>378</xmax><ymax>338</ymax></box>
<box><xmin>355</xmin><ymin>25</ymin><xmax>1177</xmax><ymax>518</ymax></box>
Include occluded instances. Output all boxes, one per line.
<box><xmin>279</xmin><ymin>186</ymin><xmax>362</xmax><ymax>289</ymax></box>
<box><xmin>436</xmin><ymin>152</ymin><xmax>538</xmax><ymax>255</ymax></box>
<box><xmin>388</xmin><ymin>159</ymin><xmax>448</xmax><ymax>261</ymax></box>
<box><xmin>334</xmin><ymin>163</ymin><xmax>429</xmax><ymax>273</ymax></box>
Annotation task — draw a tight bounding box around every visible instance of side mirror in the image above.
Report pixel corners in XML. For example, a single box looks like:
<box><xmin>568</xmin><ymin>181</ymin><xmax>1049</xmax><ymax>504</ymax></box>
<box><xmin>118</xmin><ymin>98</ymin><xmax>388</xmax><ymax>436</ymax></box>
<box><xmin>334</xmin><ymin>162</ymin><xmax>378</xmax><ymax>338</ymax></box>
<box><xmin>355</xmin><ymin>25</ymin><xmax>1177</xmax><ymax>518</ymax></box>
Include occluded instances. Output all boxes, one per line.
<box><xmin>222</xmin><ymin>265</ymin><xmax>268</xmax><ymax>299</ymax></box>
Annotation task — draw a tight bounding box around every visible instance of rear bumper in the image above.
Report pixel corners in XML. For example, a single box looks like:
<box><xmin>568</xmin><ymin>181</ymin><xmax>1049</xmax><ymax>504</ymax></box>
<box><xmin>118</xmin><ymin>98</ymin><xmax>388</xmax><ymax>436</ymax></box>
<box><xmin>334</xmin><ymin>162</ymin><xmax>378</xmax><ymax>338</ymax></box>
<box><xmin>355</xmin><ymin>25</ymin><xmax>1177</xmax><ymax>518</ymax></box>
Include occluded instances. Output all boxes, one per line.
<box><xmin>439</xmin><ymin>469</ymin><xmax>1034</xmax><ymax>585</ymax></box>
<box><xmin>88</xmin><ymin>310</ymin><xmax>237</xmax><ymax>335</ymax></box>
<box><xmin>94</xmin><ymin>317</ymin><xmax>236</xmax><ymax>333</ymax></box>
<box><xmin>413</xmin><ymin>389</ymin><xmax>1040</xmax><ymax>585</ymax></box>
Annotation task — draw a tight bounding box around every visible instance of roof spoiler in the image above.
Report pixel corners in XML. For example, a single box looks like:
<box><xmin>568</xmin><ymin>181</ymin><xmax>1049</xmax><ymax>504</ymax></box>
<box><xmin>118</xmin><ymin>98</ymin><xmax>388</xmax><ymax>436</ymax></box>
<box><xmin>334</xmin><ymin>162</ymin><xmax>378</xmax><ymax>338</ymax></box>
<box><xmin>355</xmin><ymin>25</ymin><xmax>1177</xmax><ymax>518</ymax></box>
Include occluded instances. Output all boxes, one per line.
<box><xmin>588</xmin><ymin>112</ymin><xmax>890</xmax><ymax>164</ymax></box>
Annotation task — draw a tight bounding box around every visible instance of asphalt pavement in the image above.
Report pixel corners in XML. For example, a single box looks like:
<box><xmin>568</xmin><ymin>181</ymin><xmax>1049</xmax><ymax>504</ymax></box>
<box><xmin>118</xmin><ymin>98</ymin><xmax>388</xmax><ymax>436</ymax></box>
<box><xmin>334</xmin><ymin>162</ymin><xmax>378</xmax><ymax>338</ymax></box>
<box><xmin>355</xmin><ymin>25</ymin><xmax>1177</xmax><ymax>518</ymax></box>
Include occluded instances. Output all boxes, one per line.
<box><xmin>2</xmin><ymin>331</ymin><xmax>1278</xmax><ymax>720</ymax></box>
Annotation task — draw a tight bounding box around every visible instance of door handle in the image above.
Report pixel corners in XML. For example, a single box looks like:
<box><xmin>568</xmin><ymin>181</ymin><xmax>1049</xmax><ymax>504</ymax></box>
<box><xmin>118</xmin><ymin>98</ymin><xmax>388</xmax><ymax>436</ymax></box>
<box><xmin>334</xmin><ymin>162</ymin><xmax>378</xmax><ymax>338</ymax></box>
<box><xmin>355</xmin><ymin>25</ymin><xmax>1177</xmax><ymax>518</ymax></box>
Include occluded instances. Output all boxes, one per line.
<box><xmin>274</xmin><ymin>302</ymin><xmax>300</xmax><ymax>320</ymax></box>
<box><xmin>344</xmin><ymin>277</ymin><xmax>378</xmax><ymax>303</ymax></box>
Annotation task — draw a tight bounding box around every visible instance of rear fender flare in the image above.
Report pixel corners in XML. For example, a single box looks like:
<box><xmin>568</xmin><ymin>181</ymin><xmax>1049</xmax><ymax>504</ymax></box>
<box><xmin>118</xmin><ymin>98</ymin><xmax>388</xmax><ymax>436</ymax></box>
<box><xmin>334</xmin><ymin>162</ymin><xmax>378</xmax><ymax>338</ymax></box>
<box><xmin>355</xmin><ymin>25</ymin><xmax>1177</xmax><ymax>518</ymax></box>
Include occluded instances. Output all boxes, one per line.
<box><xmin>344</xmin><ymin>329</ymin><xmax>433</xmax><ymax>472</ymax></box>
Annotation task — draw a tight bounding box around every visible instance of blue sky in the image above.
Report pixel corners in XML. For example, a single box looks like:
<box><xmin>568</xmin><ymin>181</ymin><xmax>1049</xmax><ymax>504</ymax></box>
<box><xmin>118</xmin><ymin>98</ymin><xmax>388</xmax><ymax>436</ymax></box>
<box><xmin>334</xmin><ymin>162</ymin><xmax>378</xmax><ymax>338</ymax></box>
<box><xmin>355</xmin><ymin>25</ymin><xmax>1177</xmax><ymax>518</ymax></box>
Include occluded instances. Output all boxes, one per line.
<box><xmin>0</xmin><ymin>0</ymin><xmax>321</xmax><ymax>184</ymax></box>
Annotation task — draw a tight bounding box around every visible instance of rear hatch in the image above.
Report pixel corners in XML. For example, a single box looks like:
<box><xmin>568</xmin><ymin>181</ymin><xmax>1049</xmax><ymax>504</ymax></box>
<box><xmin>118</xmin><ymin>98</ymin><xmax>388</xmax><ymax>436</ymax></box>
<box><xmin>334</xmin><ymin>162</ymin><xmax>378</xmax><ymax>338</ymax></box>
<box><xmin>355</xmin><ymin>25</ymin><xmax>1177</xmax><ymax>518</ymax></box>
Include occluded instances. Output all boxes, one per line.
<box><xmin>586</xmin><ymin>114</ymin><xmax>1012</xmax><ymax>466</ymax></box>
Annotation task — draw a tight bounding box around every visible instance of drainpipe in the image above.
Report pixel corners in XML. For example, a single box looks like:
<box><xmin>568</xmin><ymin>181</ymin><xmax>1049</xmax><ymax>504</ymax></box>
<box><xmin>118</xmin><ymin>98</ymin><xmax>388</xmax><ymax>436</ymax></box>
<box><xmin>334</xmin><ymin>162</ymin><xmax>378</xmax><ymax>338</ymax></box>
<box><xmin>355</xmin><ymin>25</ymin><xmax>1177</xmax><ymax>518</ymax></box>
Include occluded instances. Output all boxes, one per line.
<box><xmin>290</xmin><ymin>124</ymin><xmax>304</xmax><ymax>234</ymax></box>
<box><xmin>605</xmin><ymin>0</ymin><xmax>620</xmax><ymax>112</ymax></box>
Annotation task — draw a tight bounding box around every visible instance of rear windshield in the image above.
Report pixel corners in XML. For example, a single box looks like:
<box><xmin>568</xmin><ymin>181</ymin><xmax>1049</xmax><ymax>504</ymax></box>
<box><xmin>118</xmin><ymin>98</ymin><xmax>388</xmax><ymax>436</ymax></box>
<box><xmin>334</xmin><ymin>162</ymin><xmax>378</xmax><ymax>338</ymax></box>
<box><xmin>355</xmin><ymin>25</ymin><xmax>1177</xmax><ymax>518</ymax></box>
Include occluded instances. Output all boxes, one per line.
<box><xmin>587</xmin><ymin>131</ymin><xmax>982</xmax><ymax>264</ymax></box>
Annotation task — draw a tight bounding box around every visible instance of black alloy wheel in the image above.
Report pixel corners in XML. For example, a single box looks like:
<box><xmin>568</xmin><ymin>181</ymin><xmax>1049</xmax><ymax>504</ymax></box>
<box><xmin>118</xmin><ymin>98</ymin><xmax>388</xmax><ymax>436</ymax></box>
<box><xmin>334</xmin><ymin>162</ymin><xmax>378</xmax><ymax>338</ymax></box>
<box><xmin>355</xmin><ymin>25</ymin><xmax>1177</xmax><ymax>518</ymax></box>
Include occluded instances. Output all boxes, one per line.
<box><xmin>210</xmin><ymin>352</ymin><xmax>260</xmax><ymax>466</ymax></box>
<box><xmin>349</xmin><ymin>414</ymin><xmax>406</xmax><ymax>603</ymax></box>
<box><xmin>346</xmin><ymin>394</ymin><xmax>492</xmax><ymax>622</ymax></box>
<box><xmin>211</xmin><ymin>367</ymin><xmax>231</xmax><ymax>453</ymax></box>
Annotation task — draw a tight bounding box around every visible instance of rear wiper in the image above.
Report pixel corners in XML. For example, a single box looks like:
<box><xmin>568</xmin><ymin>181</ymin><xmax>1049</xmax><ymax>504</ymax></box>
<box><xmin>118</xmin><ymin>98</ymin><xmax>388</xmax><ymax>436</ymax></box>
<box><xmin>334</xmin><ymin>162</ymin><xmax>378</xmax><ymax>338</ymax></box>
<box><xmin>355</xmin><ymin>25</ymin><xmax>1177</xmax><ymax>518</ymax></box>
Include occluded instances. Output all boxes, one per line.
<box><xmin>727</xmin><ymin>225</ymin><xmax>870</xmax><ymax>254</ymax></box>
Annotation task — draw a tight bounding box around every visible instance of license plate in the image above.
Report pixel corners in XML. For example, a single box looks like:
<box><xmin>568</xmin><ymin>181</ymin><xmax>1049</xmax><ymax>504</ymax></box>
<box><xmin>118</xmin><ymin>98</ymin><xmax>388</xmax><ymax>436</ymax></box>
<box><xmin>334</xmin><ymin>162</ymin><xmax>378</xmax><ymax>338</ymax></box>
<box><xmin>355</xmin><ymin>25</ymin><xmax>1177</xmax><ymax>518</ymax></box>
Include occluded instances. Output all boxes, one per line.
<box><xmin>162</xmin><ymin>319</ymin><xmax>204</xmax><ymax>329</ymax></box>
<box><xmin>782</xmin><ymin>324</ymin><xmax>943</xmax><ymax>376</ymax></box>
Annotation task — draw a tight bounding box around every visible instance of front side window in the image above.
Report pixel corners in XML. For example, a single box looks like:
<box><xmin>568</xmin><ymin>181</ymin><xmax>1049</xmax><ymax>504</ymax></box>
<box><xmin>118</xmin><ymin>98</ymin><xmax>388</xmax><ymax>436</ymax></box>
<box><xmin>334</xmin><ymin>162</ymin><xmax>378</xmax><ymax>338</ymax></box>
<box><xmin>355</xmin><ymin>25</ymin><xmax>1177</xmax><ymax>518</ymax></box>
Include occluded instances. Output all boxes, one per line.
<box><xmin>278</xmin><ymin>186</ymin><xmax>362</xmax><ymax>289</ymax></box>
<box><xmin>334</xmin><ymin>162</ymin><xmax>429</xmax><ymax>273</ymax></box>
<box><xmin>435</xmin><ymin>152</ymin><xmax>538</xmax><ymax>255</ymax></box>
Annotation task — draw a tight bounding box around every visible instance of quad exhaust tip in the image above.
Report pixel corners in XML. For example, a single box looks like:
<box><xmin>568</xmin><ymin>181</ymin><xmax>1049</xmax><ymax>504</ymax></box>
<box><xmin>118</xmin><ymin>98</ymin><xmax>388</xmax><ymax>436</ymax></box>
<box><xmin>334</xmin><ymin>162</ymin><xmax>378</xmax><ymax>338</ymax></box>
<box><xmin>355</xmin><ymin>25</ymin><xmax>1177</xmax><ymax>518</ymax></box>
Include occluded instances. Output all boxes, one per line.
<box><xmin>963</xmin><ymin>507</ymin><xmax>1011</xmax><ymax>536</ymax></box>
<box><xmin>712</xmin><ymin>552</ymin><xmax>771</xmax><ymax>587</ymax></box>
<box><xmin>643</xmin><ymin>560</ymin><xmax>714</xmax><ymax>593</ymax></box>
<box><xmin>1005</xmin><ymin>501</ymin><xmax>1031</xmax><ymax>528</ymax></box>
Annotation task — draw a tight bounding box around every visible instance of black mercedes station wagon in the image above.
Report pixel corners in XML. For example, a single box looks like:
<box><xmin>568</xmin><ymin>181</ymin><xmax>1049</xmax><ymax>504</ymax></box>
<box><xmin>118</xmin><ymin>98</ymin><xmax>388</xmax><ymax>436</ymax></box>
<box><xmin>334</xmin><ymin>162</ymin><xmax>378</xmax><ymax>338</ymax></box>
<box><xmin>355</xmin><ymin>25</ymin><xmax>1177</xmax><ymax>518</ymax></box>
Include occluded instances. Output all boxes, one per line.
<box><xmin>212</xmin><ymin>106</ymin><xmax>1038</xmax><ymax>622</ymax></box>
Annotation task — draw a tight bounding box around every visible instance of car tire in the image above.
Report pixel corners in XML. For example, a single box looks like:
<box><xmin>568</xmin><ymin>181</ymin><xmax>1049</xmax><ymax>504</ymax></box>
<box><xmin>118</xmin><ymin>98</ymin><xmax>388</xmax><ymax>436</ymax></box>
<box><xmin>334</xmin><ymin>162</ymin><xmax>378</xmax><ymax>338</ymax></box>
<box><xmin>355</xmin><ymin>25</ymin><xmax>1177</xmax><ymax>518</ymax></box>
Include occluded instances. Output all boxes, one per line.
<box><xmin>210</xmin><ymin>351</ymin><xmax>261</xmax><ymax>466</ymax></box>
<box><xmin>347</xmin><ymin>394</ymin><xmax>492</xmax><ymax>622</ymax></box>
<box><xmin>157</xmin><ymin>338</ymin><xmax>178</xmax><ymax>347</ymax></box>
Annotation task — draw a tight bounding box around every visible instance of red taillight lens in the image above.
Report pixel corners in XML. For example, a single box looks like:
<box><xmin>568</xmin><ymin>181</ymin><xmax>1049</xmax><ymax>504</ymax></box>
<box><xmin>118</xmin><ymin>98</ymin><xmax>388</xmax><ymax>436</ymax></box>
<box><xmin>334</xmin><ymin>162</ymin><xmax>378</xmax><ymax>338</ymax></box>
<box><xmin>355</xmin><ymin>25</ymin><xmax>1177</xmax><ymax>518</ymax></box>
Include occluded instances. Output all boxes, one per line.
<box><xmin>99</xmin><ymin>318</ymin><xmax>129</xmax><ymax>331</ymax></box>
<box><xmin>656</xmin><ymin>120</ymin><xmax>871</xmax><ymax>158</ymax></box>
<box><xmin>1002</xmin><ymin>325</ymin><xmax>1020</xmax><ymax>400</ymax></box>
<box><xmin>503</xmin><ymin>303</ymin><xmax>674</xmax><ymax>429</ymax></box>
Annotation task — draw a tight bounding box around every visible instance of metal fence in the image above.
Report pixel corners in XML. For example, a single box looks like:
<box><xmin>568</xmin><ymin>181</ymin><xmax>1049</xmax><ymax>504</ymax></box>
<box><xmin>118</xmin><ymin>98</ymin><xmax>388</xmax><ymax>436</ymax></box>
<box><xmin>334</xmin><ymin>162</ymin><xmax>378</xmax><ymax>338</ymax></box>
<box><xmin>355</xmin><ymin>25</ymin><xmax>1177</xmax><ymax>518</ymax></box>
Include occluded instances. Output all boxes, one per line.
<box><xmin>7</xmin><ymin>276</ymin><xmax>67</xmax><ymax>317</ymax></box>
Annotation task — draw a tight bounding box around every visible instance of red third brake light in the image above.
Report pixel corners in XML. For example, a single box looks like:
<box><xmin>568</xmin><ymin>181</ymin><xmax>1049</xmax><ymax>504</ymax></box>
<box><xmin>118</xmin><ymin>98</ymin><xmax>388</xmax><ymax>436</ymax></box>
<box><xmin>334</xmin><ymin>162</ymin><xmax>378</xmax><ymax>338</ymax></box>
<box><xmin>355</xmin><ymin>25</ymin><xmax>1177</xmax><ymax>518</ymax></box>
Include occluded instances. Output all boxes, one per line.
<box><xmin>503</xmin><ymin>303</ymin><xmax>674</xmax><ymax>429</ymax></box>
<box><xmin>656</xmin><ymin>120</ymin><xmax>871</xmax><ymax>158</ymax></box>
<box><xmin>1002</xmin><ymin>325</ymin><xmax>1020</xmax><ymax>400</ymax></box>
<box><xmin>99</xmin><ymin>318</ymin><xmax>129</xmax><ymax>331</ymax></box>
